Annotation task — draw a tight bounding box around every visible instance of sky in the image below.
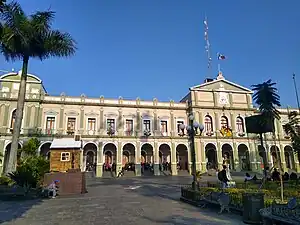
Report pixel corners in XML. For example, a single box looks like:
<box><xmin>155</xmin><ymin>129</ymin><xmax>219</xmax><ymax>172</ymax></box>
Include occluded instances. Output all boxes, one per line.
<box><xmin>0</xmin><ymin>0</ymin><xmax>300</xmax><ymax>107</ymax></box>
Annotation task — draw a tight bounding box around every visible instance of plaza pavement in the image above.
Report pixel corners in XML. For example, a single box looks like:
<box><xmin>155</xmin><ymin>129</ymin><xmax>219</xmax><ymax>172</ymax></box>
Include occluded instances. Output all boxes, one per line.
<box><xmin>0</xmin><ymin>175</ymin><xmax>244</xmax><ymax>225</ymax></box>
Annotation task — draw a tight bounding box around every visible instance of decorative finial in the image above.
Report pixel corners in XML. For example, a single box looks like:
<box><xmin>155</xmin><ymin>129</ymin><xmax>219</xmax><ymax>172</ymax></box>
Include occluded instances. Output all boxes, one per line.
<box><xmin>217</xmin><ymin>71</ymin><xmax>224</xmax><ymax>80</ymax></box>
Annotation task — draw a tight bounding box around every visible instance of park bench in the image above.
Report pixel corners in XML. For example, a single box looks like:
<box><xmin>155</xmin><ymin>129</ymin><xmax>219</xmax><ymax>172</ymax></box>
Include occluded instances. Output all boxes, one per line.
<box><xmin>259</xmin><ymin>198</ymin><xmax>300</xmax><ymax>225</ymax></box>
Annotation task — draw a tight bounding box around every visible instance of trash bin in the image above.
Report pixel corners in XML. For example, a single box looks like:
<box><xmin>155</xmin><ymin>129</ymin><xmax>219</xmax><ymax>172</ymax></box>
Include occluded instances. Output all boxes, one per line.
<box><xmin>242</xmin><ymin>192</ymin><xmax>264</xmax><ymax>224</ymax></box>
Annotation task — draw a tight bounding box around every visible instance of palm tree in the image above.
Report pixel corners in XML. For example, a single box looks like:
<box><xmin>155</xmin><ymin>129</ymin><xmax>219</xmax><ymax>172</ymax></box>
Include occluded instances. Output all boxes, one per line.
<box><xmin>252</xmin><ymin>79</ymin><xmax>283</xmax><ymax>200</ymax></box>
<box><xmin>283</xmin><ymin>111</ymin><xmax>300</xmax><ymax>158</ymax></box>
<box><xmin>0</xmin><ymin>2</ymin><xmax>76</xmax><ymax>174</ymax></box>
<box><xmin>252</xmin><ymin>79</ymin><xmax>281</xmax><ymax>165</ymax></box>
<box><xmin>0</xmin><ymin>0</ymin><xmax>6</xmax><ymax>12</ymax></box>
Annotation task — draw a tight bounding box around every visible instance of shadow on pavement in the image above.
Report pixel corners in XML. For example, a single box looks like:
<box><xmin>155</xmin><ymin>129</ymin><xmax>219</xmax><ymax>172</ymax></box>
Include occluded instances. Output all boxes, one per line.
<box><xmin>0</xmin><ymin>199</ymin><xmax>42</xmax><ymax>224</ymax></box>
<box><xmin>143</xmin><ymin>214</ymin><xmax>243</xmax><ymax>225</ymax></box>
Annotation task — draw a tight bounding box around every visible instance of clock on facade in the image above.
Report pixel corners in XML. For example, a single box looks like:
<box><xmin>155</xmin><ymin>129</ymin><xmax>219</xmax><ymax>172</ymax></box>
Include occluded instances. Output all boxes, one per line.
<box><xmin>219</xmin><ymin>92</ymin><xmax>229</xmax><ymax>104</ymax></box>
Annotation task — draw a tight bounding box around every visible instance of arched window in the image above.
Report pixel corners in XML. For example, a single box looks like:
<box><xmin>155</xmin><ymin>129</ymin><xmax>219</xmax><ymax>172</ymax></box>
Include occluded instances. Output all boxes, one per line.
<box><xmin>10</xmin><ymin>109</ymin><xmax>17</xmax><ymax>130</ymax></box>
<box><xmin>236</xmin><ymin>116</ymin><xmax>244</xmax><ymax>134</ymax></box>
<box><xmin>220</xmin><ymin>116</ymin><xmax>228</xmax><ymax>128</ymax></box>
<box><xmin>204</xmin><ymin>115</ymin><xmax>213</xmax><ymax>134</ymax></box>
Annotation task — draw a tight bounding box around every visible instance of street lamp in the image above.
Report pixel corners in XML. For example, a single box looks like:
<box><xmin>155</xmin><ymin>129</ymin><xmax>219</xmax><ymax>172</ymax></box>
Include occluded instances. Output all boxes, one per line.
<box><xmin>181</xmin><ymin>113</ymin><xmax>204</xmax><ymax>191</ymax></box>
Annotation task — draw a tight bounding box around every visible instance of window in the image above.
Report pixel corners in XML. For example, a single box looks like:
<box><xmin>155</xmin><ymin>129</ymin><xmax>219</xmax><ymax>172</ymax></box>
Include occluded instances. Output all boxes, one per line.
<box><xmin>236</xmin><ymin>117</ymin><xmax>244</xmax><ymax>134</ymax></box>
<box><xmin>161</xmin><ymin>120</ymin><xmax>168</xmax><ymax>133</ymax></box>
<box><xmin>143</xmin><ymin>120</ymin><xmax>151</xmax><ymax>131</ymax></box>
<box><xmin>107</xmin><ymin>119</ymin><xmax>115</xmax><ymax>130</ymax></box>
<box><xmin>204</xmin><ymin>115</ymin><xmax>213</xmax><ymax>133</ymax></box>
<box><xmin>177</xmin><ymin>121</ymin><xmax>184</xmax><ymax>133</ymax></box>
<box><xmin>220</xmin><ymin>116</ymin><xmax>229</xmax><ymax>128</ymax></box>
<box><xmin>125</xmin><ymin>119</ymin><xmax>133</xmax><ymax>135</ymax></box>
<box><xmin>60</xmin><ymin>152</ymin><xmax>70</xmax><ymax>161</ymax></box>
<box><xmin>67</xmin><ymin>118</ymin><xmax>76</xmax><ymax>133</ymax></box>
<box><xmin>46</xmin><ymin>117</ymin><xmax>55</xmax><ymax>134</ymax></box>
<box><xmin>10</xmin><ymin>109</ymin><xmax>17</xmax><ymax>130</ymax></box>
<box><xmin>87</xmin><ymin>118</ymin><xmax>96</xmax><ymax>131</ymax></box>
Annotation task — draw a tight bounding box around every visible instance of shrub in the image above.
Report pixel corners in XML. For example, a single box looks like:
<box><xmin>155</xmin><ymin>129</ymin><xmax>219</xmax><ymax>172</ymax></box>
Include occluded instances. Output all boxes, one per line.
<box><xmin>9</xmin><ymin>155</ymin><xmax>49</xmax><ymax>191</ymax></box>
<box><xmin>0</xmin><ymin>176</ymin><xmax>14</xmax><ymax>186</ymax></box>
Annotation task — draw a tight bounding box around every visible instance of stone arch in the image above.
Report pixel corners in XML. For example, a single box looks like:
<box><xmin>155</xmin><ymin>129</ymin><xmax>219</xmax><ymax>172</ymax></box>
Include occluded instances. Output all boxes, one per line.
<box><xmin>83</xmin><ymin>142</ymin><xmax>98</xmax><ymax>172</ymax></box>
<box><xmin>159</xmin><ymin>143</ymin><xmax>171</xmax><ymax>164</ymax></box>
<box><xmin>257</xmin><ymin>145</ymin><xmax>267</xmax><ymax>169</ymax></box>
<box><xmin>222</xmin><ymin>143</ymin><xmax>234</xmax><ymax>170</ymax></box>
<box><xmin>270</xmin><ymin>145</ymin><xmax>280</xmax><ymax>168</ymax></box>
<box><xmin>141</xmin><ymin>143</ymin><xmax>154</xmax><ymax>175</ymax></box>
<box><xmin>39</xmin><ymin>142</ymin><xmax>51</xmax><ymax>160</ymax></box>
<box><xmin>103</xmin><ymin>143</ymin><xmax>117</xmax><ymax>172</ymax></box>
<box><xmin>122</xmin><ymin>143</ymin><xmax>135</xmax><ymax>166</ymax></box>
<box><xmin>205</xmin><ymin>143</ymin><xmax>217</xmax><ymax>170</ymax></box>
<box><xmin>159</xmin><ymin>143</ymin><xmax>171</xmax><ymax>171</ymax></box>
<box><xmin>176</xmin><ymin>144</ymin><xmax>188</xmax><ymax>171</ymax></box>
<box><xmin>238</xmin><ymin>144</ymin><xmax>250</xmax><ymax>171</ymax></box>
<box><xmin>3</xmin><ymin>142</ymin><xmax>22</xmax><ymax>174</ymax></box>
<box><xmin>141</xmin><ymin>143</ymin><xmax>153</xmax><ymax>163</ymax></box>
<box><xmin>284</xmin><ymin>145</ymin><xmax>295</xmax><ymax>170</ymax></box>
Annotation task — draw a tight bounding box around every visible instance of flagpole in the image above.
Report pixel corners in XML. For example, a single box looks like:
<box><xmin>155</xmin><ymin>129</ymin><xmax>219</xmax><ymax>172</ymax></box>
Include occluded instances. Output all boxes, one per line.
<box><xmin>204</xmin><ymin>16</ymin><xmax>212</xmax><ymax>78</ymax></box>
<box><xmin>292</xmin><ymin>73</ymin><xmax>300</xmax><ymax>113</ymax></box>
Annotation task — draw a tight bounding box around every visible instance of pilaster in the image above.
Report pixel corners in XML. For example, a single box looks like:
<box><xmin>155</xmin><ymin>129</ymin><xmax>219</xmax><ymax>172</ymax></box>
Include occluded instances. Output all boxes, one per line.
<box><xmin>216</xmin><ymin>142</ymin><xmax>222</xmax><ymax>170</ymax></box>
<box><xmin>96</xmin><ymin>142</ymin><xmax>103</xmax><ymax>177</ymax></box>
<box><xmin>135</xmin><ymin>141</ymin><xmax>141</xmax><ymax>176</ymax></box>
<box><xmin>153</xmin><ymin>141</ymin><xmax>160</xmax><ymax>175</ymax></box>
<box><xmin>117</xmin><ymin>141</ymin><xmax>122</xmax><ymax>174</ymax></box>
<box><xmin>171</xmin><ymin>142</ymin><xmax>177</xmax><ymax>175</ymax></box>
<box><xmin>233</xmin><ymin>142</ymin><xmax>240</xmax><ymax>171</ymax></box>
<box><xmin>194</xmin><ymin>140</ymin><xmax>201</xmax><ymax>171</ymax></box>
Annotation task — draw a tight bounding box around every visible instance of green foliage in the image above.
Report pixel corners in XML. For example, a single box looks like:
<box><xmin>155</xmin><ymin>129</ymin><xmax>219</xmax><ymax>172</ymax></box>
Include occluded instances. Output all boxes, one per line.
<box><xmin>18</xmin><ymin>137</ymin><xmax>40</xmax><ymax>158</ymax></box>
<box><xmin>0</xmin><ymin>0</ymin><xmax>6</xmax><ymax>12</ymax></box>
<box><xmin>283</xmin><ymin>111</ymin><xmax>300</xmax><ymax>154</ymax></box>
<box><xmin>0</xmin><ymin>176</ymin><xmax>13</xmax><ymax>186</ymax></box>
<box><xmin>9</xmin><ymin>155</ymin><xmax>49</xmax><ymax>190</ymax></box>
<box><xmin>0</xmin><ymin>1</ymin><xmax>76</xmax><ymax>61</ymax></box>
<box><xmin>252</xmin><ymin>79</ymin><xmax>281</xmax><ymax>120</ymax></box>
<box><xmin>7</xmin><ymin>138</ymin><xmax>50</xmax><ymax>192</ymax></box>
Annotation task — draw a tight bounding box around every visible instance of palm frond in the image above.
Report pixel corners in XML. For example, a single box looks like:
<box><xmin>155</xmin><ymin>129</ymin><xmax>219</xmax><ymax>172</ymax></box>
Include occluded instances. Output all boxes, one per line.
<box><xmin>43</xmin><ymin>30</ymin><xmax>76</xmax><ymax>58</ymax></box>
<box><xmin>0</xmin><ymin>0</ymin><xmax>6</xmax><ymax>13</ymax></box>
<box><xmin>252</xmin><ymin>79</ymin><xmax>281</xmax><ymax>120</ymax></box>
<box><xmin>30</xmin><ymin>11</ymin><xmax>55</xmax><ymax>34</ymax></box>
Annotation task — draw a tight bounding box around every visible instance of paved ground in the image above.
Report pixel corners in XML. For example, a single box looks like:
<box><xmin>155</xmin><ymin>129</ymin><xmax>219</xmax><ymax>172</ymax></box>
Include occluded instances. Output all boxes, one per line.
<box><xmin>0</xmin><ymin>176</ymin><xmax>244</xmax><ymax>225</ymax></box>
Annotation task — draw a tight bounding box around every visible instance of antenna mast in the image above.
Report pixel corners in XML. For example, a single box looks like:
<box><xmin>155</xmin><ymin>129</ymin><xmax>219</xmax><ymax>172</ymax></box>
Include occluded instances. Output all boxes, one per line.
<box><xmin>204</xmin><ymin>16</ymin><xmax>212</xmax><ymax>77</ymax></box>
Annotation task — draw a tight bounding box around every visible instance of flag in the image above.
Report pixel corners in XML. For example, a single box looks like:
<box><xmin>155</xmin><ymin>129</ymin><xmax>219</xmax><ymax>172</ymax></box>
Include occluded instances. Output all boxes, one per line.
<box><xmin>218</xmin><ymin>54</ymin><xmax>226</xmax><ymax>60</ymax></box>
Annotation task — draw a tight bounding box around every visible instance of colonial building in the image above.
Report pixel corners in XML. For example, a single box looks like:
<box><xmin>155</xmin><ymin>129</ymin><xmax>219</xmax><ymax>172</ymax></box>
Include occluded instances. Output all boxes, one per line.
<box><xmin>0</xmin><ymin>71</ymin><xmax>298</xmax><ymax>177</ymax></box>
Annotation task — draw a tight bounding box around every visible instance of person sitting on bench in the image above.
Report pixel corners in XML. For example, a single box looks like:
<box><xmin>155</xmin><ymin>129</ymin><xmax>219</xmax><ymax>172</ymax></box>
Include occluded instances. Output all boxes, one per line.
<box><xmin>47</xmin><ymin>180</ymin><xmax>59</xmax><ymax>198</ymax></box>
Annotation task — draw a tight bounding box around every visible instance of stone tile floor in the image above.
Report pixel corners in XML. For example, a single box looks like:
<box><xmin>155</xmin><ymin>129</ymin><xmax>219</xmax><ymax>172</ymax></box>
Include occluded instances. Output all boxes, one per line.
<box><xmin>0</xmin><ymin>176</ymin><xmax>244</xmax><ymax>225</ymax></box>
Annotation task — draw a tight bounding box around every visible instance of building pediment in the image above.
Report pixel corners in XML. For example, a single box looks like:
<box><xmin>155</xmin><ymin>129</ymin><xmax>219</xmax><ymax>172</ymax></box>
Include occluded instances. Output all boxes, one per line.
<box><xmin>190</xmin><ymin>78</ymin><xmax>252</xmax><ymax>94</ymax></box>
<box><xmin>44</xmin><ymin>110</ymin><xmax>59</xmax><ymax>116</ymax></box>
<box><xmin>65</xmin><ymin>110</ymin><xmax>79</xmax><ymax>116</ymax></box>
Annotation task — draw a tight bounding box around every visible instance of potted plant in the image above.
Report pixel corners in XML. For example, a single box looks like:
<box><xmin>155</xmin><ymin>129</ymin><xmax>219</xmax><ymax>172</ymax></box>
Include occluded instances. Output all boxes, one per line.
<box><xmin>107</xmin><ymin>127</ymin><xmax>115</xmax><ymax>136</ymax></box>
<box><xmin>144</xmin><ymin>129</ymin><xmax>151</xmax><ymax>137</ymax></box>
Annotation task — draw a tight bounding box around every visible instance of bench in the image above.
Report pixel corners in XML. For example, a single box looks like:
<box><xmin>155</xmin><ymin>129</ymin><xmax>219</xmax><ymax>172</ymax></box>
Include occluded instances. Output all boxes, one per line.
<box><xmin>259</xmin><ymin>198</ymin><xmax>300</xmax><ymax>225</ymax></box>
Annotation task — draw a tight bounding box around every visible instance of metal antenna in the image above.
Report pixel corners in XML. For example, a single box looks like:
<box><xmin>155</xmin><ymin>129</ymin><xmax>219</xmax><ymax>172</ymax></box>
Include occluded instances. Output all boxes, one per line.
<box><xmin>204</xmin><ymin>16</ymin><xmax>212</xmax><ymax>77</ymax></box>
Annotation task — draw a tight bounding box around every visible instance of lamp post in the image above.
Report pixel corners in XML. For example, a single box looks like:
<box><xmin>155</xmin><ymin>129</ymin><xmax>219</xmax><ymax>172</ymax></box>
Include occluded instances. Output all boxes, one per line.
<box><xmin>180</xmin><ymin>113</ymin><xmax>204</xmax><ymax>191</ymax></box>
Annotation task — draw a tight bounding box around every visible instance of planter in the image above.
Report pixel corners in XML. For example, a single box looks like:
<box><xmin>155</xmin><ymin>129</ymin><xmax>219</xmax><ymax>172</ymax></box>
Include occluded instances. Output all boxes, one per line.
<box><xmin>242</xmin><ymin>192</ymin><xmax>264</xmax><ymax>224</ymax></box>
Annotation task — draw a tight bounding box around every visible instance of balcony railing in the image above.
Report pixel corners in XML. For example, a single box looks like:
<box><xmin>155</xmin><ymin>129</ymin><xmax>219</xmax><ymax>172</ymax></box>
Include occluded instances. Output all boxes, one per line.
<box><xmin>0</xmin><ymin>127</ymin><xmax>287</xmax><ymax>141</ymax></box>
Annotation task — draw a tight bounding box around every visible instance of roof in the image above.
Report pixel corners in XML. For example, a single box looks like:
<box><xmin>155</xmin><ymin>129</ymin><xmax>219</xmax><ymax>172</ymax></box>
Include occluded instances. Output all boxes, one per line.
<box><xmin>190</xmin><ymin>77</ymin><xmax>253</xmax><ymax>93</ymax></box>
<box><xmin>50</xmin><ymin>138</ymin><xmax>82</xmax><ymax>149</ymax></box>
<box><xmin>0</xmin><ymin>71</ymin><xmax>42</xmax><ymax>83</ymax></box>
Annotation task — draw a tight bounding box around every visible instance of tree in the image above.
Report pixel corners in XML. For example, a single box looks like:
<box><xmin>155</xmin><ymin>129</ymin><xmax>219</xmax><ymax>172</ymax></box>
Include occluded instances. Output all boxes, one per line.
<box><xmin>252</xmin><ymin>79</ymin><xmax>283</xmax><ymax>201</ymax></box>
<box><xmin>0</xmin><ymin>0</ymin><xmax>6</xmax><ymax>12</ymax></box>
<box><xmin>283</xmin><ymin>111</ymin><xmax>300</xmax><ymax>157</ymax></box>
<box><xmin>0</xmin><ymin>2</ymin><xmax>76</xmax><ymax>174</ymax></box>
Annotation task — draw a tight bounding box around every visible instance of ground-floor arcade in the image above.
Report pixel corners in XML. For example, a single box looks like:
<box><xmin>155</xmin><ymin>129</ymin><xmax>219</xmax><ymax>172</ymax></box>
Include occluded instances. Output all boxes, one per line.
<box><xmin>0</xmin><ymin>138</ymin><xmax>299</xmax><ymax>176</ymax></box>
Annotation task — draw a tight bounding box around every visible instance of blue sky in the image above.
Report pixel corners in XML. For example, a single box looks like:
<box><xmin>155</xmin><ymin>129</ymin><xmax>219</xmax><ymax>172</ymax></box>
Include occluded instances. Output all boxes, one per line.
<box><xmin>0</xmin><ymin>0</ymin><xmax>299</xmax><ymax>107</ymax></box>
